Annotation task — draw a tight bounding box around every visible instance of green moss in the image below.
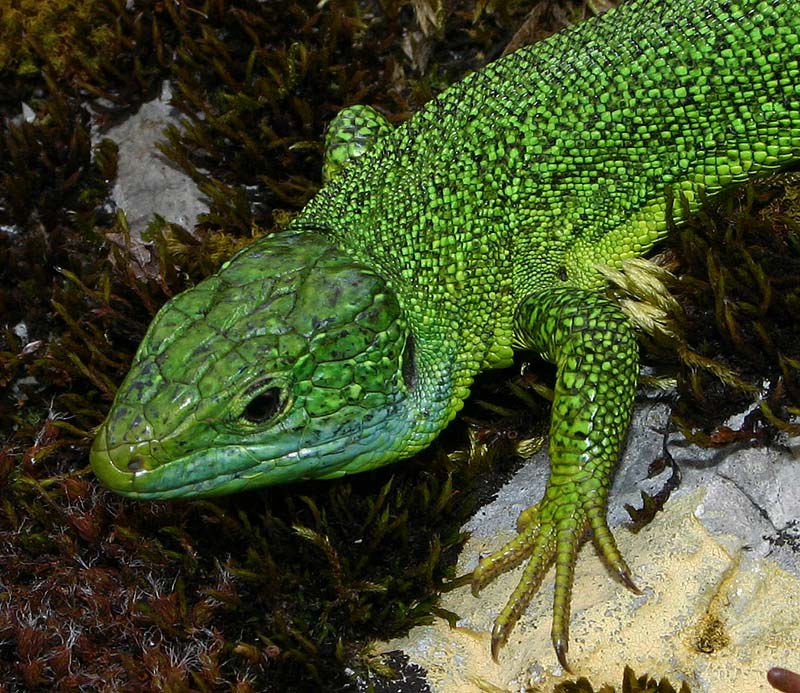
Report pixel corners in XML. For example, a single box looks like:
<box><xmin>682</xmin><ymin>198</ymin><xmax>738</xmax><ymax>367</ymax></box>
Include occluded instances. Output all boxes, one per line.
<box><xmin>0</xmin><ymin>0</ymin><xmax>113</xmax><ymax>76</ymax></box>
<box><xmin>556</xmin><ymin>665</ymin><xmax>692</xmax><ymax>693</ymax></box>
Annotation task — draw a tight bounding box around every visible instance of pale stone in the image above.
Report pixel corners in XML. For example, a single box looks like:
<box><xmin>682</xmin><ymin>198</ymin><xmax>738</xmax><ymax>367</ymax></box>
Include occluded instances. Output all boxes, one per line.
<box><xmin>383</xmin><ymin>397</ymin><xmax>800</xmax><ymax>692</ymax></box>
<box><xmin>104</xmin><ymin>82</ymin><xmax>207</xmax><ymax>239</ymax></box>
<box><xmin>385</xmin><ymin>490</ymin><xmax>800</xmax><ymax>691</ymax></box>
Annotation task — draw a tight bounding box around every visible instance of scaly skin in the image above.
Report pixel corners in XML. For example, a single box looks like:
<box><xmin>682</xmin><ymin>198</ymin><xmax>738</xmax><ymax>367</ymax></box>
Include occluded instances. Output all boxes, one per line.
<box><xmin>91</xmin><ymin>0</ymin><xmax>800</xmax><ymax>667</ymax></box>
<box><xmin>322</xmin><ymin>105</ymin><xmax>393</xmax><ymax>183</ymax></box>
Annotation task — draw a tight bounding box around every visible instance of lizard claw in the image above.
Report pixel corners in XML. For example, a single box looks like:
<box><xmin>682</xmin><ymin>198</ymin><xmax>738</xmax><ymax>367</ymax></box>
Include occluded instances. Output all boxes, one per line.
<box><xmin>490</xmin><ymin>622</ymin><xmax>505</xmax><ymax>664</ymax></box>
<box><xmin>554</xmin><ymin>637</ymin><xmax>570</xmax><ymax>673</ymax></box>
<box><xmin>471</xmin><ymin>487</ymin><xmax>637</xmax><ymax>668</ymax></box>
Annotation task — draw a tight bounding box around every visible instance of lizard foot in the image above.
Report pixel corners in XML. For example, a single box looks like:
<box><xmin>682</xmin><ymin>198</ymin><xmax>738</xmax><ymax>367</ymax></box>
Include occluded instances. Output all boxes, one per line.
<box><xmin>471</xmin><ymin>486</ymin><xmax>640</xmax><ymax>670</ymax></box>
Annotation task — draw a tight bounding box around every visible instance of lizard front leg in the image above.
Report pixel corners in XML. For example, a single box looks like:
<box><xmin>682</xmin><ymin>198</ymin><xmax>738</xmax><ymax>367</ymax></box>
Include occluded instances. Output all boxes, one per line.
<box><xmin>472</xmin><ymin>286</ymin><xmax>641</xmax><ymax>669</ymax></box>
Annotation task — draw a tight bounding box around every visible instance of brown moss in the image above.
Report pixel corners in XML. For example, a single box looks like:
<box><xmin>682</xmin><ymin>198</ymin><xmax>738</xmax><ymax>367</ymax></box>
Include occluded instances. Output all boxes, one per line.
<box><xmin>660</xmin><ymin>177</ymin><xmax>800</xmax><ymax>443</ymax></box>
<box><xmin>0</xmin><ymin>1</ymin><xmax>536</xmax><ymax>689</ymax></box>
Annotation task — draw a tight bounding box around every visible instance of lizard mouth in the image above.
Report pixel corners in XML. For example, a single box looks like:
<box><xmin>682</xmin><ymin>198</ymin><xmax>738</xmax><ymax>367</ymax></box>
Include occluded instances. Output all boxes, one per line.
<box><xmin>89</xmin><ymin>404</ymin><xmax>430</xmax><ymax>500</ymax></box>
<box><xmin>90</xmin><ymin>436</ymin><xmax>288</xmax><ymax>500</ymax></box>
<box><xmin>90</xmin><ymin>423</ymin><xmax>291</xmax><ymax>499</ymax></box>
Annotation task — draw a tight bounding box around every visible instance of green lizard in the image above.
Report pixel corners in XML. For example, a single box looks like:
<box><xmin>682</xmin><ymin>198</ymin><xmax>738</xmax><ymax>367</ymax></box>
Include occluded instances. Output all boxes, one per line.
<box><xmin>90</xmin><ymin>0</ymin><xmax>800</xmax><ymax>669</ymax></box>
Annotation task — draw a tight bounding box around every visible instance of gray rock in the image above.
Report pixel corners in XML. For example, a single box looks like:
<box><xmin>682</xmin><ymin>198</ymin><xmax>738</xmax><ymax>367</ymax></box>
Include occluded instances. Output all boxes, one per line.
<box><xmin>103</xmin><ymin>82</ymin><xmax>207</xmax><ymax>239</ymax></box>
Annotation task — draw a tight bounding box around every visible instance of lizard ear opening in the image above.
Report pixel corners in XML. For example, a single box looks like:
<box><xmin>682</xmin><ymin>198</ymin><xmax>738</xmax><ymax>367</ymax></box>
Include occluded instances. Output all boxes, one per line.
<box><xmin>402</xmin><ymin>332</ymin><xmax>417</xmax><ymax>391</ymax></box>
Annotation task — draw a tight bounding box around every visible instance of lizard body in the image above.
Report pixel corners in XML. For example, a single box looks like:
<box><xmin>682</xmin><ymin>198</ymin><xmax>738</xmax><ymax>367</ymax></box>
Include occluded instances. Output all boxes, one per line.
<box><xmin>91</xmin><ymin>0</ymin><xmax>800</xmax><ymax>666</ymax></box>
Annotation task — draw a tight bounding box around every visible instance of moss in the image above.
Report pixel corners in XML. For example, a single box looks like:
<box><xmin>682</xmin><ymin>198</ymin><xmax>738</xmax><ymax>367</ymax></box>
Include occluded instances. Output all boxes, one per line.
<box><xmin>658</xmin><ymin>177</ymin><xmax>800</xmax><ymax>444</ymax></box>
<box><xmin>0</xmin><ymin>0</ymin><xmax>538</xmax><ymax>689</ymax></box>
<box><xmin>556</xmin><ymin>665</ymin><xmax>692</xmax><ymax>693</ymax></box>
<box><xmin>0</xmin><ymin>0</ymin><xmax>113</xmax><ymax>77</ymax></box>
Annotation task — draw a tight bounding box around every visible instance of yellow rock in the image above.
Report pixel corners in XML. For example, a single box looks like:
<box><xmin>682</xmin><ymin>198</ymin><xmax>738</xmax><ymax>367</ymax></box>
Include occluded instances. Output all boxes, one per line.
<box><xmin>383</xmin><ymin>490</ymin><xmax>800</xmax><ymax>692</ymax></box>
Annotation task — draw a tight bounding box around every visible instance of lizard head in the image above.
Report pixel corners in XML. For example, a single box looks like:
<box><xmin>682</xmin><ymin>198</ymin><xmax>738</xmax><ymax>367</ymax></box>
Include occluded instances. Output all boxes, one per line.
<box><xmin>91</xmin><ymin>232</ymin><xmax>442</xmax><ymax>499</ymax></box>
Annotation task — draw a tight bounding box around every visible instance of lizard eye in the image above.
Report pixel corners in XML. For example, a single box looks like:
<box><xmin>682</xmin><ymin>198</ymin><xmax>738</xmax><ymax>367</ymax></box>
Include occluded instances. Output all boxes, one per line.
<box><xmin>242</xmin><ymin>386</ymin><xmax>284</xmax><ymax>424</ymax></box>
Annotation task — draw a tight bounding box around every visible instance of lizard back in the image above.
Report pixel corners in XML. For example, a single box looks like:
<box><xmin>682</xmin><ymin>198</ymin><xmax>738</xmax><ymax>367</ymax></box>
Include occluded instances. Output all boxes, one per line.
<box><xmin>297</xmin><ymin>0</ymin><xmax>800</xmax><ymax>371</ymax></box>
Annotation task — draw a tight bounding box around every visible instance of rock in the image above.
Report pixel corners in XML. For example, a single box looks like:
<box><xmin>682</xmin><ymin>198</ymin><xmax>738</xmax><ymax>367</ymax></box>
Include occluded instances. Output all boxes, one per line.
<box><xmin>384</xmin><ymin>397</ymin><xmax>800</xmax><ymax>692</ymax></box>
